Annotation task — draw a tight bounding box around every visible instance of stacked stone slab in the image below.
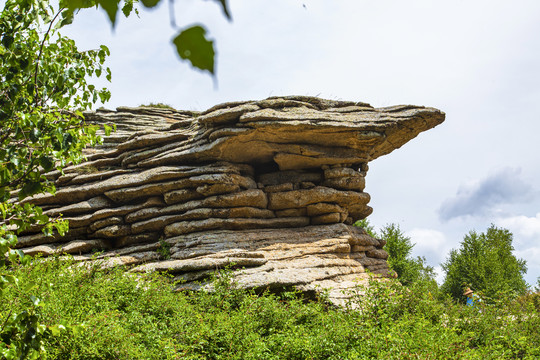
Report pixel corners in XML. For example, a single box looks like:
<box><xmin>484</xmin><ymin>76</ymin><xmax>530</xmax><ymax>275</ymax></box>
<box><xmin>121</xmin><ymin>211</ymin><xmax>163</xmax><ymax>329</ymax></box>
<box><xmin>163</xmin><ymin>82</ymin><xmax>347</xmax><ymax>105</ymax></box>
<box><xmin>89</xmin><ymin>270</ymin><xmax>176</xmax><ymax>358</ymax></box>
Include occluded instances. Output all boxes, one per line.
<box><xmin>13</xmin><ymin>96</ymin><xmax>444</xmax><ymax>305</ymax></box>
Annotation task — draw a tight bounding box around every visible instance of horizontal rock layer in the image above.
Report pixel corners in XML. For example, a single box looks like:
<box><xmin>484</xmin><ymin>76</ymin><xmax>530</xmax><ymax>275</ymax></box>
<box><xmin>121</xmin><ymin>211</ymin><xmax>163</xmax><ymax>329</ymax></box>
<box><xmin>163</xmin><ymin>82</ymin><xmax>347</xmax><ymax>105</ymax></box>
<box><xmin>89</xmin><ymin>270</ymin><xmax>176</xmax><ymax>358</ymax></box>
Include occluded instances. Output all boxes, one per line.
<box><xmin>12</xmin><ymin>96</ymin><xmax>444</xmax><ymax>305</ymax></box>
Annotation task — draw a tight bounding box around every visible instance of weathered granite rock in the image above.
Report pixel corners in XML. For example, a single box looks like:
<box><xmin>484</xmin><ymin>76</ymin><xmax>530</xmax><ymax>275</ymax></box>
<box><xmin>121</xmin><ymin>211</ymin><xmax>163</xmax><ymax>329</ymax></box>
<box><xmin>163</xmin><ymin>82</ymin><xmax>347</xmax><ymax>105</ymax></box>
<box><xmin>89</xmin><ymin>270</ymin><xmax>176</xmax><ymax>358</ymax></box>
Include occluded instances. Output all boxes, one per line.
<box><xmin>12</xmin><ymin>96</ymin><xmax>444</xmax><ymax>305</ymax></box>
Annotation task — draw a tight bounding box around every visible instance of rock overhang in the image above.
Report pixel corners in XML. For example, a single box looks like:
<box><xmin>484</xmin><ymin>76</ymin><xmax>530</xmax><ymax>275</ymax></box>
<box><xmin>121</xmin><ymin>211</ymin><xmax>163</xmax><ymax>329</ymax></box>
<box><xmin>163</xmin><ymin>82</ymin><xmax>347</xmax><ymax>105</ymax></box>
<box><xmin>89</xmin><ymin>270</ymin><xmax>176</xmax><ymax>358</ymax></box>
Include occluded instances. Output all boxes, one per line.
<box><xmin>120</xmin><ymin>97</ymin><xmax>444</xmax><ymax>172</ymax></box>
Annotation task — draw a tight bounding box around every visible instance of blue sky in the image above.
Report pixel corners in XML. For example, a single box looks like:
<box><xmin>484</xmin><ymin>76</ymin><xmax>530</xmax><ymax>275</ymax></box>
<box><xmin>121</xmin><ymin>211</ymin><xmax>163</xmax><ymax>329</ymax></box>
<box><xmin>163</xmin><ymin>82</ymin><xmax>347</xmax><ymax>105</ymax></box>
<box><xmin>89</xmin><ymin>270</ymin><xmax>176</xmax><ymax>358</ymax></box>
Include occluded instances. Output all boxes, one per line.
<box><xmin>58</xmin><ymin>0</ymin><xmax>540</xmax><ymax>285</ymax></box>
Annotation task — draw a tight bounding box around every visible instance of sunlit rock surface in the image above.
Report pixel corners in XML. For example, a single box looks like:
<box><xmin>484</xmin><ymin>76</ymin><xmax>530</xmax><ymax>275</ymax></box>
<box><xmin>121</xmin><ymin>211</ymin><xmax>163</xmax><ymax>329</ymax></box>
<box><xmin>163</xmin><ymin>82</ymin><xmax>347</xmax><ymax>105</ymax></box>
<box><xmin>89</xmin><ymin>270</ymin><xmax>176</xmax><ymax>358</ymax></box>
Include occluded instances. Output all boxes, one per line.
<box><xmin>16</xmin><ymin>96</ymin><xmax>444</xmax><ymax>305</ymax></box>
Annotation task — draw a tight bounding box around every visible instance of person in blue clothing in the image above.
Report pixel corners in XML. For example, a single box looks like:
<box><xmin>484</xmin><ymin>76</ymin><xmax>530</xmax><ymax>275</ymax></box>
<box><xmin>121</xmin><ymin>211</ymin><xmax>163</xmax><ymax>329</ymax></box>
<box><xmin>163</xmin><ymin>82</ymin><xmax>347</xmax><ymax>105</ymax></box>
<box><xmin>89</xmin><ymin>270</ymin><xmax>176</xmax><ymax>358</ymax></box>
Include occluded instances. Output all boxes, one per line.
<box><xmin>463</xmin><ymin>287</ymin><xmax>476</xmax><ymax>306</ymax></box>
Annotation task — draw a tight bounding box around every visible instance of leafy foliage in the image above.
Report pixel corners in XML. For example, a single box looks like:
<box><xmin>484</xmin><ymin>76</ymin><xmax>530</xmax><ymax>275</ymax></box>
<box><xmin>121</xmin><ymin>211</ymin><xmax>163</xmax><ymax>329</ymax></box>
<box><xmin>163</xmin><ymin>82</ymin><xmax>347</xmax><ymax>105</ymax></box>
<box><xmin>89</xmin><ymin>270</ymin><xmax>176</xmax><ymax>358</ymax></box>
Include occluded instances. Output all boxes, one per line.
<box><xmin>1</xmin><ymin>0</ymin><xmax>113</xmax><ymax>356</ymax></box>
<box><xmin>0</xmin><ymin>0</ymin><xmax>110</xmax><ymax>213</ymax></box>
<box><xmin>441</xmin><ymin>224</ymin><xmax>528</xmax><ymax>302</ymax></box>
<box><xmin>156</xmin><ymin>239</ymin><xmax>171</xmax><ymax>260</ymax></box>
<box><xmin>0</xmin><ymin>0</ymin><xmax>111</xmax><ymax>240</ymax></box>
<box><xmin>140</xmin><ymin>102</ymin><xmax>176</xmax><ymax>110</ymax></box>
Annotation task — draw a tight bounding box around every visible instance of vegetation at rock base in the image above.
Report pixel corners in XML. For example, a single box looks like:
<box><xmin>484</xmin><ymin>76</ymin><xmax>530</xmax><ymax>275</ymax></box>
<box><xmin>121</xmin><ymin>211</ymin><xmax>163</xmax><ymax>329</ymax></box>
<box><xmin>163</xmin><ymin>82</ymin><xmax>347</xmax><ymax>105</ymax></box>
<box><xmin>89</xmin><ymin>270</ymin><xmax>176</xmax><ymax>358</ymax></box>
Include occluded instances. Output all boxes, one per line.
<box><xmin>156</xmin><ymin>239</ymin><xmax>172</xmax><ymax>260</ymax></box>
<box><xmin>0</xmin><ymin>259</ymin><xmax>539</xmax><ymax>359</ymax></box>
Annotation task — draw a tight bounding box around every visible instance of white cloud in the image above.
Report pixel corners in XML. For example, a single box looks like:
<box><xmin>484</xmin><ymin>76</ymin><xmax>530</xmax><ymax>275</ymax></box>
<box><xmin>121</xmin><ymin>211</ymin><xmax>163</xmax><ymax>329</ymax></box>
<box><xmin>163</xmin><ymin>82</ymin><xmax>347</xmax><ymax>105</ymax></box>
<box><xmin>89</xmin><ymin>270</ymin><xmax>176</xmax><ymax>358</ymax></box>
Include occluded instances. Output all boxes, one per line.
<box><xmin>405</xmin><ymin>228</ymin><xmax>451</xmax><ymax>266</ymax></box>
<box><xmin>497</xmin><ymin>213</ymin><xmax>540</xmax><ymax>238</ymax></box>
<box><xmin>515</xmin><ymin>247</ymin><xmax>540</xmax><ymax>287</ymax></box>
<box><xmin>496</xmin><ymin>213</ymin><xmax>540</xmax><ymax>286</ymax></box>
<box><xmin>432</xmin><ymin>266</ymin><xmax>445</xmax><ymax>285</ymax></box>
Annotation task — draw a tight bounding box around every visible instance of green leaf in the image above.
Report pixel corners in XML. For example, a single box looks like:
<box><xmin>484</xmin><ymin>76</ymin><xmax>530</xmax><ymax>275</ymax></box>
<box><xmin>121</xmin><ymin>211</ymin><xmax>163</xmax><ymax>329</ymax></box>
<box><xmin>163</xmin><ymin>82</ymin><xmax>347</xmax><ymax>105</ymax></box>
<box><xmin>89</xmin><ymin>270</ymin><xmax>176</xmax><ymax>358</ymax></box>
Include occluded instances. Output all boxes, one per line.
<box><xmin>62</xmin><ymin>132</ymin><xmax>74</xmax><ymax>148</ymax></box>
<box><xmin>30</xmin><ymin>128</ymin><xmax>41</xmax><ymax>142</ymax></box>
<box><xmin>30</xmin><ymin>295</ymin><xmax>42</xmax><ymax>306</ymax></box>
<box><xmin>6</xmin><ymin>234</ymin><xmax>17</xmax><ymax>247</ymax></box>
<box><xmin>10</xmin><ymin>157</ymin><xmax>20</xmax><ymax>167</ymax></box>
<box><xmin>122</xmin><ymin>0</ymin><xmax>134</xmax><ymax>16</ymax></box>
<box><xmin>100</xmin><ymin>44</ymin><xmax>110</xmax><ymax>56</ymax></box>
<box><xmin>18</xmin><ymin>58</ymin><xmax>30</xmax><ymax>70</ymax></box>
<box><xmin>141</xmin><ymin>0</ymin><xmax>160</xmax><ymax>8</ymax></box>
<box><xmin>61</xmin><ymin>0</ymin><xmax>98</xmax><ymax>12</ymax></box>
<box><xmin>20</xmin><ymin>181</ymin><xmax>42</xmax><ymax>199</ymax></box>
<box><xmin>98</xmin><ymin>0</ymin><xmax>119</xmax><ymax>26</ymax></box>
<box><xmin>172</xmin><ymin>25</ymin><xmax>215</xmax><ymax>75</ymax></box>
<box><xmin>49</xmin><ymin>324</ymin><xmax>67</xmax><ymax>336</ymax></box>
<box><xmin>63</xmin><ymin>0</ymin><xmax>119</xmax><ymax>26</ymax></box>
<box><xmin>39</xmin><ymin>156</ymin><xmax>55</xmax><ymax>172</ymax></box>
<box><xmin>34</xmin><ymin>214</ymin><xmax>49</xmax><ymax>224</ymax></box>
<box><xmin>1</xmin><ymin>35</ymin><xmax>14</xmax><ymax>49</ymax></box>
<box><xmin>58</xmin><ymin>9</ymin><xmax>75</xmax><ymax>28</ymax></box>
<box><xmin>1</xmin><ymin>274</ymin><xmax>19</xmax><ymax>287</ymax></box>
<box><xmin>54</xmin><ymin>220</ymin><xmax>69</xmax><ymax>236</ymax></box>
<box><xmin>8</xmin><ymin>248</ymin><xmax>24</xmax><ymax>263</ymax></box>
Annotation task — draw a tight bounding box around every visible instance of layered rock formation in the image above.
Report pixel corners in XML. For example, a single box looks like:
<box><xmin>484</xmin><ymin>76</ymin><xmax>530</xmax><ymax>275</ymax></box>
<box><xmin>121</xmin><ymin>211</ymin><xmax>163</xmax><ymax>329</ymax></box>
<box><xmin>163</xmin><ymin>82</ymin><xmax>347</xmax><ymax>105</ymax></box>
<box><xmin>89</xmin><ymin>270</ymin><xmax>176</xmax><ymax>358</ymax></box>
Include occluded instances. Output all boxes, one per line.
<box><xmin>14</xmin><ymin>96</ymin><xmax>444</xmax><ymax>305</ymax></box>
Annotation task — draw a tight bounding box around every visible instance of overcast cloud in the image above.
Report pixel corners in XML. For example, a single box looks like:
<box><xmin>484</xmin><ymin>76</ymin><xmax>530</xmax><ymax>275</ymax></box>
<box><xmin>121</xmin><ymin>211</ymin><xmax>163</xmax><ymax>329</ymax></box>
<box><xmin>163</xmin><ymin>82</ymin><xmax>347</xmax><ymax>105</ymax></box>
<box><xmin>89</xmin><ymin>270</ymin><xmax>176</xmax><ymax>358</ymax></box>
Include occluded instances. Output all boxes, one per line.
<box><xmin>438</xmin><ymin>168</ymin><xmax>534</xmax><ymax>221</ymax></box>
<box><xmin>20</xmin><ymin>0</ymin><xmax>540</xmax><ymax>285</ymax></box>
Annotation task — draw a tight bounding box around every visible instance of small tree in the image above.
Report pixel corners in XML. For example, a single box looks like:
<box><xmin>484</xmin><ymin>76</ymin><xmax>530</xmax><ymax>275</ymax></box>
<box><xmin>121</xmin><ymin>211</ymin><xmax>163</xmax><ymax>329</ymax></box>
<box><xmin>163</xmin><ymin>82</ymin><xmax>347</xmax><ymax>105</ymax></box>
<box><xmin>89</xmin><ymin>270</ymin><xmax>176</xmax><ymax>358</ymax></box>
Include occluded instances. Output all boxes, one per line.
<box><xmin>380</xmin><ymin>223</ymin><xmax>435</xmax><ymax>286</ymax></box>
<box><xmin>355</xmin><ymin>220</ymin><xmax>435</xmax><ymax>286</ymax></box>
<box><xmin>354</xmin><ymin>218</ymin><xmax>377</xmax><ymax>237</ymax></box>
<box><xmin>440</xmin><ymin>225</ymin><xmax>528</xmax><ymax>302</ymax></box>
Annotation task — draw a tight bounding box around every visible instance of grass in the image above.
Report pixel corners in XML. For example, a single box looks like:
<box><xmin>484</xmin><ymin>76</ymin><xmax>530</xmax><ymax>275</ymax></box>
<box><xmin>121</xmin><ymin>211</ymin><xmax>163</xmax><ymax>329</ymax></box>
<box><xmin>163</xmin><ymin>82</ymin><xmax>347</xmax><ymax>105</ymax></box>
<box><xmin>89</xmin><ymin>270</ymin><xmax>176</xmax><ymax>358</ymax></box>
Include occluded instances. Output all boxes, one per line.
<box><xmin>1</xmin><ymin>257</ymin><xmax>539</xmax><ymax>359</ymax></box>
<box><xmin>71</xmin><ymin>165</ymin><xmax>100</xmax><ymax>175</ymax></box>
<box><xmin>140</xmin><ymin>103</ymin><xmax>176</xmax><ymax>110</ymax></box>
<box><xmin>156</xmin><ymin>239</ymin><xmax>172</xmax><ymax>260</ymax></box>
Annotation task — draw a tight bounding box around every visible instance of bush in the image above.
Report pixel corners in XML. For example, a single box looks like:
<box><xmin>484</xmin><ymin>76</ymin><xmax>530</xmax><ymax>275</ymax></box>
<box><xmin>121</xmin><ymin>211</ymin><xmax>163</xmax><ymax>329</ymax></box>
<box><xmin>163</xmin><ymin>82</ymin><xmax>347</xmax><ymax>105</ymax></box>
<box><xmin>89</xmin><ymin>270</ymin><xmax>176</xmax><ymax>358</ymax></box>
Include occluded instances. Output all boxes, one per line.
<box><xmin>380</xmin><ymin>223</ymin><xmax>436</xmax><ymax>286</ymax></box>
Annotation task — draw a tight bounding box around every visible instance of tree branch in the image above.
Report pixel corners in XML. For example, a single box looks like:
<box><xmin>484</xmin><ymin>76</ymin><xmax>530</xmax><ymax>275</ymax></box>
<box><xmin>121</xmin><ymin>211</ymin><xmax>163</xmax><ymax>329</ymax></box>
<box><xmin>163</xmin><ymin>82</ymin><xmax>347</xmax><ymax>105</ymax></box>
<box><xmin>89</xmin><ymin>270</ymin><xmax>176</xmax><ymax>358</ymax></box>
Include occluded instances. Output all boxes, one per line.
<box><xmin>33</xmin><ymin>8</ymin><xmax>65</xmax><ymax>107</ymax></box>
